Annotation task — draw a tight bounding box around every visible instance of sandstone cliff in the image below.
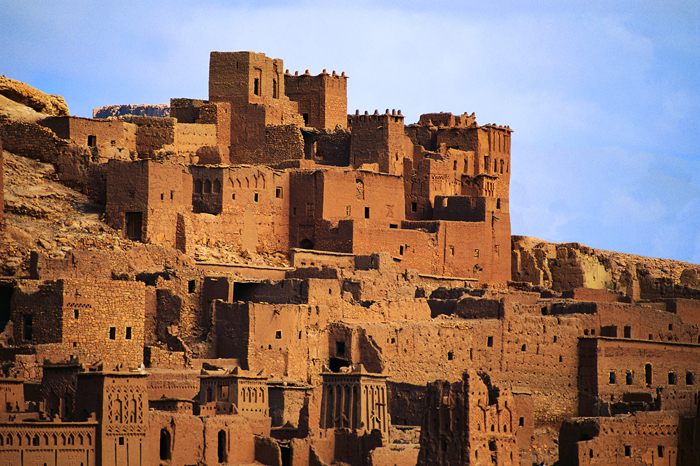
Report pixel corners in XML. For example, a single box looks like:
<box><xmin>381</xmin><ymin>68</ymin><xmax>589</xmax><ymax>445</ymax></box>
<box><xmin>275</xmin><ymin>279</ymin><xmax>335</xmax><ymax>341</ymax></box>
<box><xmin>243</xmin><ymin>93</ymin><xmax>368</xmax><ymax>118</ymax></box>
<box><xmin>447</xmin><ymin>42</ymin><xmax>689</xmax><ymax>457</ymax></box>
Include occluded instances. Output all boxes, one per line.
<box><xmin>93</xmin><ymin>103</ymin><xmax>170</xmax><ymax>118</ymax></box>
<box><xmin>0</xmin><ymin>75</ymin><xmax>69</xmax><ymax>117</ymax></box>
<box><xmin>512</xmin><ymin>235</ymin><xmax>700</xmax><ymax>299</ymax></box>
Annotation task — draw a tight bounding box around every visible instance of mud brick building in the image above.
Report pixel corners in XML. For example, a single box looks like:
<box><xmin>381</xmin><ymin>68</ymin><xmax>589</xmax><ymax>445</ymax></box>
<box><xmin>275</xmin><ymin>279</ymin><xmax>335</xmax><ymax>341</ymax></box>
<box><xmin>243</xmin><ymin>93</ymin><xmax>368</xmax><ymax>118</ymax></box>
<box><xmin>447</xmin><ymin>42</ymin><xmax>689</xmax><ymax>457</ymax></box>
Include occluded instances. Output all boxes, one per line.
<box><xmin>10</xmin><ymin>278</ymin><xmax>145</xmax><ymax>367</ymax></box>
<box><xmin>3</xmin><ymin>49</ymin><xmax>700</xmax><ymax>465</ymax></box>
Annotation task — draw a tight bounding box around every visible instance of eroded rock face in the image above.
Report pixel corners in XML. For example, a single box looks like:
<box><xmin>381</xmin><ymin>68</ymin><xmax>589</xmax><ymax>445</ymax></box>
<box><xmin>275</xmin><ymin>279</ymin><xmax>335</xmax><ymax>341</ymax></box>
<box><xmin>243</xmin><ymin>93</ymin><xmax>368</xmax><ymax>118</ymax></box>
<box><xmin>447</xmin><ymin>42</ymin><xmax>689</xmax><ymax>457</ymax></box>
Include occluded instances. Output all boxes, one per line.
<box><xmin>0</xmin><ymin>75</ymin><xmax>69</xmax><ymax>117</ymax></box>
<box><xmin>511</xmin><ymin>235</ymin><xmax>700</xmax><ymax>298</ymax></box>
<box><xmin>93</xmin><ymin>104</ymin><xmax>170</xmax><ymax>118</ymax></box>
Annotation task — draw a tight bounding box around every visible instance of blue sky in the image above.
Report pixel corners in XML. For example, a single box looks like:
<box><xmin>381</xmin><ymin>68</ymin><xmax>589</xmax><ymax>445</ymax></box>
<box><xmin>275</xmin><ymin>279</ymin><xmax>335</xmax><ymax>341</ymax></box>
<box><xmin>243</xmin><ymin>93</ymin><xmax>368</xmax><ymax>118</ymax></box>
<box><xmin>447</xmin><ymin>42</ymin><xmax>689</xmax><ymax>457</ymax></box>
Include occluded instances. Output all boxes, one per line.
<box><xmin>2</xmin><ymin>1</ymin><xmax>699</xmax><ymax>262</ymax></box>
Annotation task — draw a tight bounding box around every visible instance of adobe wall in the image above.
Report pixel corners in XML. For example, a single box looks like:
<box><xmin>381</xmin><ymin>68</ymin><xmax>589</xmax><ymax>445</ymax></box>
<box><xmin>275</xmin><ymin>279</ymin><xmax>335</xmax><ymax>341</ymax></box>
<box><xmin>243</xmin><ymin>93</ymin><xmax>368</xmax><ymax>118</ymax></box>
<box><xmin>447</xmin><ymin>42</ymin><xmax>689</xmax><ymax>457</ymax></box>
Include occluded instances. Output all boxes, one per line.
<box><xmin>305</xmin><ymin>128</ymin><xmax>351</xmax><ymax>166</ymax></box>
<box><xmin>173</xmin><ymin>122</ymin><xmax>217</xmax><ymax>156</ymax></box>
<box><xmin>189</xmin><ymin>165</ymin><xmax>290</xmax><ymax>253</ymax></box>
<box><xmin>288</xmin><ymin>168</ymin><xmax>406</xmax><ymax>250</ymax></box>
<box><xmin>13</xmin><ymin>279</ymin><xmax>145</xmax><ymax>367</ymax></box>
<box><xmin>38</xmin><ymin>115</ymin><xmax>138</xmax><ymax>153</ymax></box>
<box><xmin>0</xmin><ymin>421</ymin><xmax>98</xmax><ymax>465</ymax></box>
<box><xmin>0</xmin><ymin>115</ymin><xmax>68</xmax><ymax>163</ymax></box>
<box><xmin>558</xmin><ymin>411</ymin><xmax>680</xmax><ymax>465</ymax></box>
<box><xmin>122</xmin><ymin>115</ymin><xmax>176</xmax><ymax>158</ymax></box>
<box><xmin>105</xmin><ymin>160</ymin><xmax>193</xmax><ymax>245</ymax></box>
<box><xmin>263</xmin><ymin>124</ymin><xmax>305</xmax><ymax>163</ymax></box>
<box><xmin>579</xmin><ymin>337</ymin><xmax>700</xmax><ymax>417</ymax></box>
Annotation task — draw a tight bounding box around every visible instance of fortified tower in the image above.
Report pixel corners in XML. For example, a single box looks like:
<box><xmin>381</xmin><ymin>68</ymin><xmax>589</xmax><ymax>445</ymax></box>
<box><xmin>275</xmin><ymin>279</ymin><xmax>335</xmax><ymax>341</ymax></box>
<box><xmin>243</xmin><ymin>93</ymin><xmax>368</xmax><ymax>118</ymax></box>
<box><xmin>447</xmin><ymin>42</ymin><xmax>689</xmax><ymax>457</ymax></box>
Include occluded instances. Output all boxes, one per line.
<box><xmin>348</xmin><ymin>109</ymin><xmax>414</xmax><ymax>176</ymax></box>
<box><xmin>284</xmin><ymin>69</ymin><xmax>348</xmax><ymax>130</ymax></box>
<box><xmin>74</xmin><ymin>369</ymin><xmax>149</xmax><ymax>466</ymax></box>
<box><xmin>320</xmin><ymin>365</ymin><xmax>389</xmax><ymax>435</ymax></box>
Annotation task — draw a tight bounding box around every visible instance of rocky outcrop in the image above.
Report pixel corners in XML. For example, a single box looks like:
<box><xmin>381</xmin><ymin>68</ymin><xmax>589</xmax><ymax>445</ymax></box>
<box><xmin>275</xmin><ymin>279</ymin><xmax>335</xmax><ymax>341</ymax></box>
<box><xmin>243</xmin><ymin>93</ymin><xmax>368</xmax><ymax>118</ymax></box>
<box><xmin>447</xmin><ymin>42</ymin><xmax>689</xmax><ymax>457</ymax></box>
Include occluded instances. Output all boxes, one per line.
<box><xmin>511</xmin><ymin>235</ymin><xmax>700</xmax><ymax>299</ymax></box>
<box><xmin>0</xmin><ymin>75</ymin><xmax>69</xmax><ymax>117</ymax></box>
<box><xmin>93</xmin><ymin>104</ymin><xmax>170</xmax><ymax>118</ymax></box>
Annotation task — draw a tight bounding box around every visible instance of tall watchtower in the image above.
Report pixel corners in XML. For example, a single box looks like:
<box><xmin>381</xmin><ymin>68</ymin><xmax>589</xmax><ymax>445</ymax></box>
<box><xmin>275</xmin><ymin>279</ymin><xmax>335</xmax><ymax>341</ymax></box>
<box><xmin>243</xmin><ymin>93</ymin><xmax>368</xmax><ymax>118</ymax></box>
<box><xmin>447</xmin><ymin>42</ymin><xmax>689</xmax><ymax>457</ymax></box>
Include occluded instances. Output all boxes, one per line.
<box><xmin>74</xmin><ymin>369</ymin><xmax>149</xmax><ymax>466</ymax></box>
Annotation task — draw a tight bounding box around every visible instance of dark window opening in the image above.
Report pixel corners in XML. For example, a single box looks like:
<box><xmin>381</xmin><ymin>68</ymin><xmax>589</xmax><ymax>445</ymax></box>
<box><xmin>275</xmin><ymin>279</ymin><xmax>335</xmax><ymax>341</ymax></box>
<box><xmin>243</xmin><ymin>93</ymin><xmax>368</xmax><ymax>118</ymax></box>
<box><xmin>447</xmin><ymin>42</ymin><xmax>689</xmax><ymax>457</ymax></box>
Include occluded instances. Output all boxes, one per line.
<box><xmin>302</xmin><ymin>113</ymin><xmax>309</xmax><ymax>125</ymax></box>
<box><xmin>119</xmin><ymin>437</ymin><xmax>125</xmax><ymax>446</ymax></box>
<box><xmin>160</xmin><ymin>429</ymin><xmax>171</xmax><ymax>460</ymax></box>
<box><xmin>272</xmin><ymin>79</ymin><xmax>278</xmax><ymax>99</ymax></box>
<box><xmin>336</xmin><ymin>341</ymin><xmax>345</xmax><ymax>356</ymax></box>
<box><xmin>23</xmin><ymin>315</ymin><xmax>33</xmax><ymax>340</ymax></box>
<box><xmin>453</xmin><ymin>160</ymin><xmax>457</xmax><ymax>170</ymax></box>
<box><xmin>213</xmin><ymin>179</ymin><xmax>221</xmax><ymax>193</ymax></box>
<box><xmin>440</xmin><ymin>438</ymin><xmax>447</xmax><ymax>452</ymax></box>
<box><xmin>658</xmin><ymin>446</ymin><xmax>664</xmax><ymax>458</ymax></box>
<box><xmin>276</xmin><ymin>187</ymin><xmax>282</xmax><ymax>199</ymax></box>
<box><xmin>487</xmin><ymin>336</ymin><xmax>493</xmax><ymax>347</ymax></box>
<box><xmin>254</xmin><ymin>192</ymin><xmax>259</xmax><ymax>202</ymax></box>
<box><xmin>188</xmin><ymin>280</ymin><xmax>196</xmax><ymax>294</ymax></box>
<box><xmin>609</xmin><ymin>371</ymin><xmax>616</xmax><ymax>384</ymax></box>
<box><xmin>496</xmin><ymin>198</ymin><xmax>501</xmax><ymax>209</ymax></box>
<box><xmin>232</xmin><ymin>193</ymin><xmax>236</xmax><ymax>200</ymax></box>
<box><xmin>170</xmin><ymin>191</ymin><xmax>174</xmax><ymax>200</ymax></box>
<box><xmin>74</xmin><ymin>309</ymin><xmax>79</xmax><ymax>319</ymax></box>
<box><xmin>518</xmin><ymin>417</ymin><xmax>524</xmax><ymax>427</ymax></box>
<box><xmin>447</xmin><ymin>351</ymin><xmax>453</xmax><ymax>361</ymax></box>
<box><xmin>411</xmin><ymin>202</ymin><xmax>417</xmax><ymax>212</ymax></box>
<box><xmin>364</xmin><ymin>207</ymin><xmax>370</xmax><ymax>218</ymax></box>
<box><xmin>125</xmin><ymin>212</ymin><xmax>143</xmax><ymax>241</ymax></box>
<box><xmin>668</xmin><ymin>372</ymin><xmax>676</xmax><ymax>385</ymax></box>
<box><xmin>626</xmin><ymin>372</ymin><xmax>633</xmax><ymax>385</ymax></box>
<box><xmin>218</xmin><ymin>430</ymin><xmax>227</xmax><ymax>463</ymax></box>
<box><xmin>686</xmin><ymin>372</ymin><xmax>694</xmax><ymax>385</ymax></box>
<box><xmin>329</xmin><ymin>357</ymin><xmax>350</xmax><ymax>372</ymax></box>
<box><xmin>645</xmin><ymin>364</ymin><xmax>653</xmax><ymax>385</ymax></box>
<box><xmin>275</xmin><ymin>330</ymin><xmax>282</xmax><ymax>339</ymax></box>
<box><xmin>624</xmin><ymin>445</ymin><xmax>631</xmax><ymax>457</ymax></box>
<box><xmin>125</xmin><ymin>327</ymin><xmax>132</xmax><ymax>340</ymax></box>
<box><xmin>521</xmin><ymin>344</ymin><xmax>526</xmax><ymax>352</ymax></box>
<box><xmin>253</xmin><ymin>78</ymin><xmax>260</xmax><ymax>96</ymax></box>
<box><xmin>389</xmin><ymin>223</ymin><xmax>398</xmax><ymax>229</ymax></box>
<box><xmin>299</xmin><ymin>238</ymin><xmax>314</xmax><ymax>249</ymax></box>
<box><xmin>399</xmin><ymin>246</ymin><xmax>404</xmax><ymax>255</ymax></box>
<box><xmin>160</xmin><ymin>193</ymin><xmax>164</xmax><ymax>200</ymax></box>
<box><xmin>669</xmin><ymin>324</ymin><xmax>673</xmax><ymax>331</ymax></box>
<box><xmin>109</xmin><ymin>327</ymin><xmax>116</xmax><ymax>340</ymax></box>
<box><xmin>194</xmin><ymin>179</ymin><xmax>203</xmax><ymax>194</ymax></box>
<box><xmin>87</xmin><ymin>135</ymin><xmax>97</xmax><ymax>147</ymax></box>
<box><xmin>292</xmin><ymin>207</ymin><xmax>297</xmax><ymax>216</ymax></box>
<box><xmin>204</xmin><ymin>180</ymin><xmax>212</xmax><ymax>194</ymax></box>
<box><xmin>624</xmin><ymin>326</ymin><xmax>631</xmax><ymax>338</ymax></box>
<box><xmin>489</xmin><ymin>440</ymin><xmax>496</xmax><ymax>451</ymax></box>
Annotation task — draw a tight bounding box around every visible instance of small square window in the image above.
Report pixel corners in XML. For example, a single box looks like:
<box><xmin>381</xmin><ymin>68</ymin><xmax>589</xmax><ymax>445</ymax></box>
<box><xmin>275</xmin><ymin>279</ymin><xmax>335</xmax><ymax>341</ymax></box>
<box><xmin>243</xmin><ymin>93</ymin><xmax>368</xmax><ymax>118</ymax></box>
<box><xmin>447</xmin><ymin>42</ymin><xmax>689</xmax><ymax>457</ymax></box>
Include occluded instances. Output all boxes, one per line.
<box><xmin>275</xmin><ymin>330</ymin><xmax>282</xmax><ymax>339</ymax></box>
<box><xmin>119</xmin><ymin>437</ymin><xmax>125</xmax><ymax>446</ymax></box>
<box><xmin>624</xmin><ymin>445</ymin><xmax>631</xmax><ymax>457</ymax></box>
<box><xmin>275</xmin><ymin>187</ymin><xmax>282</xmax><ymax>199</ymax></box>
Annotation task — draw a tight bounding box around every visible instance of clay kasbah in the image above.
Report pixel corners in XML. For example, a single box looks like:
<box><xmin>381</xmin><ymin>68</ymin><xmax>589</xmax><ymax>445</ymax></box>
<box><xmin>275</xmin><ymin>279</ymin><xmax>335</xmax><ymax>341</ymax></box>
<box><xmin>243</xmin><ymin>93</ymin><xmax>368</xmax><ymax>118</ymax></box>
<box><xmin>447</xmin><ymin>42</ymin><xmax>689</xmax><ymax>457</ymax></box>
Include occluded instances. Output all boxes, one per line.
<box><xmin>0</xmin><ymin>51</ymin><xmax>699</xmax><ymax>466</ymax></box>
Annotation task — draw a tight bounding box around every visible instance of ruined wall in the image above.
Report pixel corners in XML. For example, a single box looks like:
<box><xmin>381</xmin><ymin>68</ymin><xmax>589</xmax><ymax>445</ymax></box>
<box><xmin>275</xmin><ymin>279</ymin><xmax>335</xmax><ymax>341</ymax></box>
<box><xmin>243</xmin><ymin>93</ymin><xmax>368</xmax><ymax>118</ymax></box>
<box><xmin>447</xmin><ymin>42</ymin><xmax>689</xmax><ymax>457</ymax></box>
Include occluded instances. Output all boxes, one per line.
<box><xmin>122</xmin><ymin>115</ymin><xmax>176</xmax><ymax>159</ymax></box>
<box><xmin>173</xmin><ymin>122</ymin><xmax>217</xmax><ymax>156</ymax></box>
<box><xmin>417</xmin><ymin>369</ymin><xmax>519</xmax><ymax>466</ymax></box>
<box><xmin>0</xmin><ymin>115</ymin><xmax>67</xmax><ymax>163</ymax></box>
